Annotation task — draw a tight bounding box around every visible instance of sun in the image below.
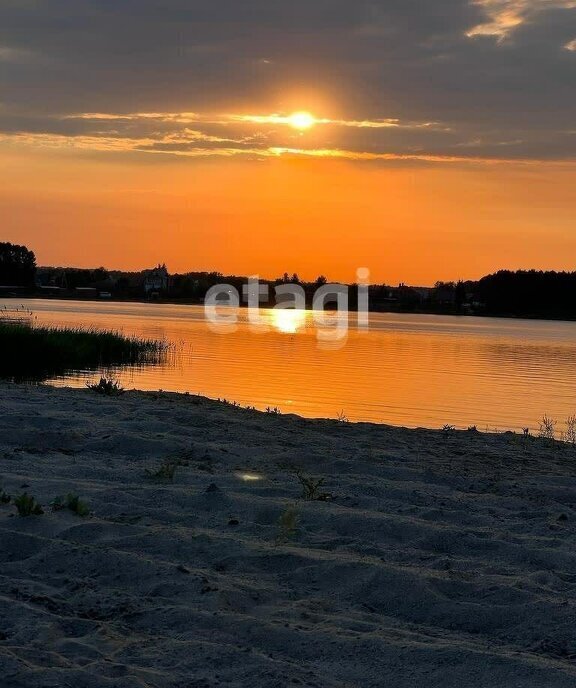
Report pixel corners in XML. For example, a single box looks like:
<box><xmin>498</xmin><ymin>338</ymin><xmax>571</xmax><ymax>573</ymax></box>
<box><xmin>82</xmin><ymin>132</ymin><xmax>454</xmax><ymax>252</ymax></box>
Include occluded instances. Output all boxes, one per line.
<box><xmin>287</xmin><ymin>111</ymin><xmax>316</xmax><ymax>131</ymax></box>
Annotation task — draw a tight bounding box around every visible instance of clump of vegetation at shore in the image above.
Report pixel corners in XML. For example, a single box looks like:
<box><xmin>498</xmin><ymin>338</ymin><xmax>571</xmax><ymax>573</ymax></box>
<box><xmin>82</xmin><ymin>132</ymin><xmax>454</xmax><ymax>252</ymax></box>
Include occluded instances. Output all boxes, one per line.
<box><xmin>87</xmin><ymin>376</ymin><xmax>125</xmax><ymax>396</ymax></box>
<box><xmin>0</xmin><ymin>320</ymin><xmax>167</xmax><ymax>382</ymax></box>
<box><xmin>13</xmin><ymin>493</ymin><xmax>44</xmax><ymax>517</ymax></box>
<box><xmin>565</xmin><ymin>416</ymin><xmax>576</xmax><ymax>445</ymax></box>
<box><xmin>51</xmin><ymin>493</ymin><xmax>90</xmax><ymax>517</ymax></box>
<box><xmin>539</xmin><ymin>415</ymin><xmax>557</xmax><ymax>443</ymax></box>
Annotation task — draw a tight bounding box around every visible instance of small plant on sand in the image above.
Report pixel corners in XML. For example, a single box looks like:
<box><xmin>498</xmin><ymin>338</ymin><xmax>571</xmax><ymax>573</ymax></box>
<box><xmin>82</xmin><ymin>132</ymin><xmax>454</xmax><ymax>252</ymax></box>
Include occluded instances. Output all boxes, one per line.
<box><xmin>13</xmin><ymin>493</ymin><xmax>44</xmax><ymax>517</ymax></box>
<box><xmin>336</xmin><ymin>410</ymin><xmax>349</xmax><ymax>423</ymax></box>
<box><xmin>275</xmin><ymin>505</ymin><xmax>299</xmax><ymax>545</ymax></box>
<box><xmin>146</xmin><ymin>458</ymin><xmax>179</xmax><ymax>482</ymax></box>
<box><xmin>87</xmin><ymin>376</ymin><xmax>125</xmax><ymax>396</ymax></box>
<box><xmin>0</xmin><ymin>486</ymin><xmax>11</xmax><ymax>504</ymax></box>
<box><xmin>539</xmin><ymin>415</ymin><xmax>556</xmax><ymax>443</ymax></box>
<box><xmin>442</xmin><ymin>424</ymin><xmax>456</xmax><ymax>434</ymax></box>
<box><xmin>519</xmin><ymin>427</ymin><xmax>532</xmax><ymax>450</ymax></box>
<box><xmin>293</xmin><ymin>469</ymin><xmax>334</xmax><ymax>501</ymax></box>
<box><xmin>51</xmin><ymin>493</ymin><xmax>90</xmax><ymax>517</ymax></box>
<box><xmin>265</xmin><ymin>406</ymin><xmax>281</xmax><ymax>415</ymax></box>
<box><xmin>565</xmin><ymin>416</ymin><xmax>576</xmax><ymax>445</ymax></box>
<box><xmin>218</xmin><ymin>398</ymin><xmax>241</xmax><ymax>407</ymax></box>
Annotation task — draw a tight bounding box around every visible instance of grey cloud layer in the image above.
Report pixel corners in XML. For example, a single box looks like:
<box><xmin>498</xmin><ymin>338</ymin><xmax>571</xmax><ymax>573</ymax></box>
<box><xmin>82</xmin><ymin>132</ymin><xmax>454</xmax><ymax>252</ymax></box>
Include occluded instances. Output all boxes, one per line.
<box><xmin>0</xmin><ymin>0</ymin><xmax>575</xmax><ymax>161</ymax></box>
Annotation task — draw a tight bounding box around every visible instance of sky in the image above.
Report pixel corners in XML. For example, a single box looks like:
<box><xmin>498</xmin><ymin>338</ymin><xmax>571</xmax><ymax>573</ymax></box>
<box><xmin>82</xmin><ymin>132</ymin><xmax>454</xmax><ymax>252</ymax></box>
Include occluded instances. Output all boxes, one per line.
<box><xmin>1</xmin><ymin>0</ymin><xmax>575</xmax><ymax>284</ymax></box>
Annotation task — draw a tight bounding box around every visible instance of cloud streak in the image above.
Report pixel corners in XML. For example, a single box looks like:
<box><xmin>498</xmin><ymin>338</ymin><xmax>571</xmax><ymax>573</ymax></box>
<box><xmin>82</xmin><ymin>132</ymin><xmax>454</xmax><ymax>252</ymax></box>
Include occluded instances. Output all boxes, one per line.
<box><xmin>65</xmin><ymin>111</ymin><xmax>443</xmax><ymax>131</ymax></box>
<box><xmin>467</xmin><ymin>0</ymin><xmax>576</xmax><ymax>39</ymax></box>
<box><xmin>0</xmin><ymin>1</ymin><xmax>575</xmax><ymax>163</ymax></box>
<box><xmin>4</xmin><ymin>128</ymin><xmax>565</xmax><ymax>166</ymax></box>
<box><xmin>1</xmin><ymin>110</ymin><xmax>575</xmax><ymax>166</ymax></box>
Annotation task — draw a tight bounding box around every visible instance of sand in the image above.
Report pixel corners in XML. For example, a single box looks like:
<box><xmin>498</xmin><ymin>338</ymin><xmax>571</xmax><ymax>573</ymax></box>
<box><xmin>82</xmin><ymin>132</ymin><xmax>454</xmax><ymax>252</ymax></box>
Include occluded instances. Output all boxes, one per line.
<box><xmin>1</xmin><ymin>382</ymin><xmax>576</xmax><ymax>687</ymax></box>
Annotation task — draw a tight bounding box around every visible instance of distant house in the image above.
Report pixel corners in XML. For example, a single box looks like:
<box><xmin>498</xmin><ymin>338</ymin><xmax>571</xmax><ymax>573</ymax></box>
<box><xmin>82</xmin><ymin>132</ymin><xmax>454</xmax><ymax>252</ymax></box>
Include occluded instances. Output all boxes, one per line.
<box><xmin>411</xmin><ymin>287</ymin><xmax>432</xmax><ymax>302</ymax></box>
<box><xmin>432</xmin><ymin>284</ymin><xmax>457</xmax><ymax>306</ymax></box>
<box><xmin>75</xmin><ymin>287</ymin><xmax>98</xmax><ymax>299</ymax></box>
<box><xmin>38</xmin><ymin>285</ymin><xmax>65</xmax><ymax>295</ymax></box>
<box><xmin>144</xmin><ymin>264</ymin><xmax>170</xmax><ymax>296</ymax></box>
<box><xmin>0</xmin><ymin>285</ymin><xmax>27</xmax><ymax>295</ymax></box>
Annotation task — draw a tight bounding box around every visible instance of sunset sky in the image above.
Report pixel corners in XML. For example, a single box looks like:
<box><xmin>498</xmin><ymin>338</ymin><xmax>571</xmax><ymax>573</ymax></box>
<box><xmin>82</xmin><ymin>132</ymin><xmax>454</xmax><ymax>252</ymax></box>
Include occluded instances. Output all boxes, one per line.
<box><xmin>1</xmin><ymin>0</ymin><xmax>576</xmax><ymax>284</ymax></box>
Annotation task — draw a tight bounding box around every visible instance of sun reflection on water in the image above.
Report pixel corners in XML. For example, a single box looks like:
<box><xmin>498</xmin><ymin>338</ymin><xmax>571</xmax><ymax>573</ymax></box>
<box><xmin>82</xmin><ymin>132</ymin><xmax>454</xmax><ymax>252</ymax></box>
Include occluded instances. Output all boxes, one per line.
<box><xmin>271</xmin><ymin>309</ymin><xmax>307</xmax><ymax>334</ymax></box>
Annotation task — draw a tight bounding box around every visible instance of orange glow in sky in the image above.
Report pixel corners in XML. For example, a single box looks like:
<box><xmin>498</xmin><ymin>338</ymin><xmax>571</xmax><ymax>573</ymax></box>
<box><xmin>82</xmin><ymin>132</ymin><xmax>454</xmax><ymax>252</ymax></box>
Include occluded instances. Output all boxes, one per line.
<box><xmin>1</xmin><ymin>145</ymin><xmax>576</xmax><ymax>285</ymax></box>
<box><xmin>1</xmin><ymin>2</ymin><xmax>576</xmax><ymax>286</ymax></box>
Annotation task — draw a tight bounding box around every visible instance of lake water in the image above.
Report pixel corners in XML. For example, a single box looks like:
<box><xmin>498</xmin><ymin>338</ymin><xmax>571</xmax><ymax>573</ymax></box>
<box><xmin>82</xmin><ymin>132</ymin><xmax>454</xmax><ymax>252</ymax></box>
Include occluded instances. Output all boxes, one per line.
<box><xmin>6</xmin><ymin>298</ymin><xmax>576</xmax><ymax>431</ymax></box>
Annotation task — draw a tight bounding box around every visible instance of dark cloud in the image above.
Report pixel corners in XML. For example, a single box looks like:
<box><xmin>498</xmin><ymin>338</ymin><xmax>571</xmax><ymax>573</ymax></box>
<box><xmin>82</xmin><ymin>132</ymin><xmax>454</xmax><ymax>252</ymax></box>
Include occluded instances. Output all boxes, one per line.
<box><xmin>0</xmin><ymin>0</ymin><xmax>574</xmax><ymax>160</ymax></box>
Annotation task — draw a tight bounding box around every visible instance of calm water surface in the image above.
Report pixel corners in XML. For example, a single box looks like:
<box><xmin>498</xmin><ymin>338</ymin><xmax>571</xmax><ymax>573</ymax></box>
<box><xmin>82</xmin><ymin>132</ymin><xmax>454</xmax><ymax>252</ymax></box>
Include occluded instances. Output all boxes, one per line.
<box><xmin>6</xmin><ymin>298</ymin><xmax>576</xmax><ymax>431</ymax></box>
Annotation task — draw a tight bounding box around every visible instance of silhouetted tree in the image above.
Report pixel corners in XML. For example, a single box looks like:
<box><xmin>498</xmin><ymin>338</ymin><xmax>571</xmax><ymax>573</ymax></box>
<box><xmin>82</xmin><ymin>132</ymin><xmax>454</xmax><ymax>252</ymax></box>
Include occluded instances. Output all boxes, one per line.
<box><xmin>65</xmin><ymin>268</ymin><xmax>110</xmax><ymax>290</ymax></box>
<box><xmin>455</xmin><ymin>280</ymin><xmax>467</xmax><ymax>312</ymax></box>
<box><xmin>0</xmin><ymin>242</ymin><xmax>36</xmax><ymax>286</ymax></box>
<box><xmin>431</xmin><ymin>281</ymin><xmax>456</xmax><ymax>306</ymax></box>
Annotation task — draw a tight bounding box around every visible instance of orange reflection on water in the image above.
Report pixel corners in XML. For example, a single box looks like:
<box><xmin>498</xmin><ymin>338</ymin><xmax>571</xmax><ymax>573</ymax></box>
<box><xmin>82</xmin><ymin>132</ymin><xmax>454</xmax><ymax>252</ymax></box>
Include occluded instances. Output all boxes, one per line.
<box><xmin>9</xmin><ymin>298</ymin><xmax>576</xmax><ymax>431</ymax></box>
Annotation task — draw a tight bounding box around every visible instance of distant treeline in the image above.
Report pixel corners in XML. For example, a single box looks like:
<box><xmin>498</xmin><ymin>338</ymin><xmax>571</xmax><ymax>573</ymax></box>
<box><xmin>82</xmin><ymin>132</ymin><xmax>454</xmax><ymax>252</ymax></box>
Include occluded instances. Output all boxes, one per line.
<box><xmin>1</xmin><ymin>242</ymin><xmax>576</xmax><ymax>320</ymax></box>
<box><xmin>477</xmin><ymin>270</ymin><xmax>576</xmax><ymax>319</ymax></box>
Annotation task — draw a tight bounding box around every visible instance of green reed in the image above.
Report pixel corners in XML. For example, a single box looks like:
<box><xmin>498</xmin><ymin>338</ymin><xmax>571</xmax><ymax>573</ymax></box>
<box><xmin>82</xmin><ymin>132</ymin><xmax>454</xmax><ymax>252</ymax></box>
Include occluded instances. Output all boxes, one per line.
<box><xmin>0</xmin><ymin>321</ymin><xmax>167</xmax><ymax>382</ymax></box>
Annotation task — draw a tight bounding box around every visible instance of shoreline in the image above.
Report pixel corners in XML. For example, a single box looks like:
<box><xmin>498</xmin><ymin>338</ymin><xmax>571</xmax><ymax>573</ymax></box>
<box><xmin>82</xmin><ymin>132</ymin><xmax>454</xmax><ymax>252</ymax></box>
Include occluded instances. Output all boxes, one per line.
<box><xmin>2</xmin><ymin>382</ymin><xmax>576</xmax><ymax>686</ymax></box>
<box><xmin>4</xmin><ymin>292</ymin><xmax>576</xmax><ymax>325</ymax></box>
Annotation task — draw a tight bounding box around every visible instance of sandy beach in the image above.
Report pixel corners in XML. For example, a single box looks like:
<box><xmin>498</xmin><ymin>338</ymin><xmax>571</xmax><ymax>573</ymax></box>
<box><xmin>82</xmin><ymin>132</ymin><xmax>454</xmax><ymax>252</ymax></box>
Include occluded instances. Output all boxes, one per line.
<box><xmin>1</xmin><ymin>382</ymin><xmax>576</xmax><ymax>687</ymax></box>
